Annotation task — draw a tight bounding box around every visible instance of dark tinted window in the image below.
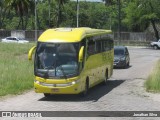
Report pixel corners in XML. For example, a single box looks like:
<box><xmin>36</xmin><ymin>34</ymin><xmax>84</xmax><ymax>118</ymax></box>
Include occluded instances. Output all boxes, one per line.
<box><xmin>7</xmin><ymin>37</ymin><xmax>12</xmax><ymax>40</ymax></box>
<box><xmin>114</xmin><ymin>48</ymin><xmax>125</xmax><ymax>55</ymax></box>
<box><xmin>96</xmin><ymin>41</ymin><xmax>101</xmax><ymax>53</ymax></box>
<box><xmin>109</xmin><ymin>40</ymin><xmax>114</xmax><ymax>50</ymax></box>
<box><xmin>101</xmin><ymin>34</ymin><xmax>113</xmax><ymax>52</ymax></box>
<box><xmin>87</xmin><ymin>35</ymin><xmax>113</xmax><ymax>55</ymax></box>
<box><xmin>35</xmin><ymin>42</ymin><xmax>79</xmax><ymax>78</ymax></box>
<box><xmin>13</xmin><ymin>38</ymin><xmax>17</xmax><ymax>40</ymax></box>
<box><xmin>88</xmin><ymin>39</ymin><xmax>96</xmax><ymax>55</ymax></box>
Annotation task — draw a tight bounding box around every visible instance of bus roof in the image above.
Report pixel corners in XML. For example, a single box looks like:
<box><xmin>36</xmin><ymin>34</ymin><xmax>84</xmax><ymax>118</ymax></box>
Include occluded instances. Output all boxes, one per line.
<box><xmin>38</xmin><ymin>27</ymin><xmax>112</xmax><ymax>43</ymax></box>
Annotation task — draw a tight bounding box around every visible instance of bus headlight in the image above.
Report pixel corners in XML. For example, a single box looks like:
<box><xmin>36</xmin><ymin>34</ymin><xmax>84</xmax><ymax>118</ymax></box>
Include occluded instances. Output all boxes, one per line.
<box><xmin>34</xmin><ymin>80</ymin><xmax>40</xmax><ymax>84</ymax></box>
<box><xmin>72</xmin><ymin>81</ymin><xmax>76</xmax><ymax>85</ymax></box>
<box><xmin>72</xmin><ymin>79</ymin><xmax>80</xmax><ymax>85</ymax></box>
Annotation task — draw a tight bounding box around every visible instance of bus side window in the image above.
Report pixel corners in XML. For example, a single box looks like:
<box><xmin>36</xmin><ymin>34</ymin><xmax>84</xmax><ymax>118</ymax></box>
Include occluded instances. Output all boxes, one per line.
<box><xmin>109</xmin><ymin>40</ymin><xmax>114</xmax><ymax>50</ymax></box>
<box><xmin>87</xmin><ymin>40</ymin><xmax>95</xmax><ymax>55</ymax></box>
<box><xmin>96</xmin><ymin>41</ymin><xmax>101</xmax><ymax>53</ymax></box>
<box><xmin>102</xmin><ymin>41</ymin><xmax>106</xmax><ymax>51</ymax></box>
<box><xmin>102</xmin><ymin>40</ymin><xmax>109</xmax><ymax>51</ymax></box>
<box><xmin>101</xmin><ymin>36</ymin><xmax>109</xmax><ymax>51</ymax></box>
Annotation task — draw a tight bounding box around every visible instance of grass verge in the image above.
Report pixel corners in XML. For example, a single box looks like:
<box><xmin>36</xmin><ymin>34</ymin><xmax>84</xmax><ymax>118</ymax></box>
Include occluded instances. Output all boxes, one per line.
<box><xmin>145</xmin><ymin>60</ymin><xmax>160</xmax><ymax>92</ymax></box>
<box><xmin>0</xmin><ymin>42</ymin><xmax>36</xmax><ymax>96</ymax></box>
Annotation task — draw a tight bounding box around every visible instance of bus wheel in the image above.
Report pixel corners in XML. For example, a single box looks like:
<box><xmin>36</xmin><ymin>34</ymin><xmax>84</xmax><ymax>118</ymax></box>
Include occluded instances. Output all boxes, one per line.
<box><xmin>103</xmin><ymin>70</ymin><xmax>108</xmax><ymax>85</ymax></box>
<box><xmin>44</xmin><ymin>93</ymin><xmax>51</xmax><ymax>98</ymax></box>
<box><xmin>81</xmin><ymin>80</ymin><xmax>89</xmax><ymax>97</ymax></box>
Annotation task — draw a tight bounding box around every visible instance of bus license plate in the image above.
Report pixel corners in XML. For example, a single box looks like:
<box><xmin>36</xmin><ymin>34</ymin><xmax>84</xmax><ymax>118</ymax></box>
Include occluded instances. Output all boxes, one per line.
<box><xmin>52</xmin><ymin>88</ymin><xmax>59</xmax><ymax>92</ymax></box>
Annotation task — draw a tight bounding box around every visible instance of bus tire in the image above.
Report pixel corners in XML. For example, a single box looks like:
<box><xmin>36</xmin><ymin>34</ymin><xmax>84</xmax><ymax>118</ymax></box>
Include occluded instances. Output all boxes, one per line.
<box><xmin>103</xmin><ymin>69</ymin><xmax>108</xmax><ymax>85</ymax></box>
<box><xmin>44</xmin><ymin>93</ymin><xmax>51</xmax><ymax>98</ymax></box>
<box><xmin>81</xmin><ymin>79</ymin><xmax>89</xmax><ymax>97</ymax></box>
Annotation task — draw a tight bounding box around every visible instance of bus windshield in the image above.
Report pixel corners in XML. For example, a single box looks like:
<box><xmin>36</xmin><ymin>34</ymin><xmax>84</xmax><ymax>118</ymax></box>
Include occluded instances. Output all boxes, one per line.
<box><xmin>35</xmin><ymin>42</ymin><xmax>79</xmax><ymax>79</ymax></box>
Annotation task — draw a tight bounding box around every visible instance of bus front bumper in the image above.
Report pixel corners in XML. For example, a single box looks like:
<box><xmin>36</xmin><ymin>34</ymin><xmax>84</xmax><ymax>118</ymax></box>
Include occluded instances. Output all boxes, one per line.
<box><xmin>34</xmin><ymin>81</ymin><xmax>81</xmax><ymax>94</ymax></box>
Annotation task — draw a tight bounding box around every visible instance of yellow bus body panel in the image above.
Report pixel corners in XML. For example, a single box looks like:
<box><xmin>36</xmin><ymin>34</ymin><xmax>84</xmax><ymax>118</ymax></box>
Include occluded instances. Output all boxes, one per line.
<box><xmin>34</xmin><ymin>83</ymin><xmax>80</xmax><ymax>94</ymax></box>
<box><xmin>34</xmin><ymin>76</ymin><xmax>82</xmax><ymax>94</ymax></box>
<box><xmin>38</xmin><ymin>28</ymin><xmax>112</xmax><ymax>43</ymax></box>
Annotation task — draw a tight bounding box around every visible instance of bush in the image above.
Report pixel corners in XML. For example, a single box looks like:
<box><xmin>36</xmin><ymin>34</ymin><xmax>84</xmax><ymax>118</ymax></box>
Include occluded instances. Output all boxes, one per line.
<box><xmin>145</xmin><ymin>60</ymin><xmax>160</xmax><ymax>92</ymax></box>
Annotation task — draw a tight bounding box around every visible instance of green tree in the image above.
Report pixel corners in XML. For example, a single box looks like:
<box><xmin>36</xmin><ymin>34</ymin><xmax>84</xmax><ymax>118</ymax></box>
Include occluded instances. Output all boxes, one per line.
<box><xmin>102</xmin><ymin>0</ymin><xmax>114</xmax><ymax>5</ymax></box>
<box><xmin>139</xmin><ymin>0</ymin><xmax>160</xmax><ymax>40</ymax></box>
<box><xmin>4</xmin><ymin>0</ymin><xmax>34</xmax><ymax>30</ymax></box>
<box><xmin>55</xmin><ymin>0</ymin><xmax>69</xmax><ymax>27</ymax></box>
<box><xmin>124</xmin><ymin>0</ymin><xmax>160</xmax><ymax>40</ymax></box>
<box><xmin>81</xmin><ymin>2</ymin><xmax>109</xmax><ymax>28</ymax></box>
<box><xmin>62</xmin><ymin>1</ymin><xmax>76</xmax><ymax>27</ymax></box>
<box><xmin>63</xmin><ymin>1</ymin><xmax>110</xmax><ymax>29</ymax></box>
<box><xmin>0</xmin><ymin>0</ymin><xmax>6</xmax><ymax>29</ymax></box>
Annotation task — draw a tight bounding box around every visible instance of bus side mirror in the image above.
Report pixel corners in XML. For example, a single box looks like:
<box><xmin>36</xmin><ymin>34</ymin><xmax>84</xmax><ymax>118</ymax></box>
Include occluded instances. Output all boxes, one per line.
<box><xmin>28</xmin><ymin>46</ymin><xmax>36</xmax><ymax>60</ymax></box>
<box><xmin>79</xmin><ymin>46</ymin><xmax>84</xmax><ymax>62</ymax></box>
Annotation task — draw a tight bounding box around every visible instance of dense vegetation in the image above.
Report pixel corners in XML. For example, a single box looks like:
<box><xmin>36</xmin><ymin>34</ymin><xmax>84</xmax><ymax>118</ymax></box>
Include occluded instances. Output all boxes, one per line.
<box><xmin>0</xmin><ymin>0</ymin><xmax>160</xmax><ymax>40</ymax></box>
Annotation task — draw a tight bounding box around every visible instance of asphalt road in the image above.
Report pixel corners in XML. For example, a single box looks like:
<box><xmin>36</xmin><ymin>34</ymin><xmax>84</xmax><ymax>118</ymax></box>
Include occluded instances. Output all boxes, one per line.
<box><xmin>0</xmin><ymin>47</ymin><xmax>160</xmax><ymax>119</ymax></box>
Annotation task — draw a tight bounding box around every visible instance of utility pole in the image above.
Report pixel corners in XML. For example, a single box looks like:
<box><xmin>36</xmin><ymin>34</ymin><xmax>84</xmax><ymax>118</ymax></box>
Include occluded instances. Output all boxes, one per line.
<box><xmin>118</xmin><ymin>0</ymin><xmax>121</xmax><ymax>45</ymax></box>
<box><xmin>35</xmin><ymin>0</ymin><xmax>37</xmax><ymax>41</ymax></box>
<box><xmin>77</xmin><ymin>0</ymin><xmax>79</xmax><ymax>27</ymax></box>
<box><xmin>48</xmin><ymin>0</ymin><xmax>51</xmax><ymax>27</ymax></box>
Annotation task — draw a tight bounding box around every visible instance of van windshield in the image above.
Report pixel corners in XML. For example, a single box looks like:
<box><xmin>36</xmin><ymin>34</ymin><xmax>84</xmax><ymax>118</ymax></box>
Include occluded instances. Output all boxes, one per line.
<box><xmin>35</xmin><ymin>42</ymin><xmax>79</xmax><ymax>79</ymax></box>
<box><xmin>114</xmin><ymin>48</ymin><xmax>124</xmax><ymax>56</ymax></box>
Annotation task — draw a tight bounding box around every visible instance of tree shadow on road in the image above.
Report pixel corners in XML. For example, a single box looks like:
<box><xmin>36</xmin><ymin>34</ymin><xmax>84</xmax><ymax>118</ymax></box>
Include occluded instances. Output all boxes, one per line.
<box><xmin>38</xmin><ymin>79</ymin><xmax>125</xmax><ymax>102</ymax></box>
